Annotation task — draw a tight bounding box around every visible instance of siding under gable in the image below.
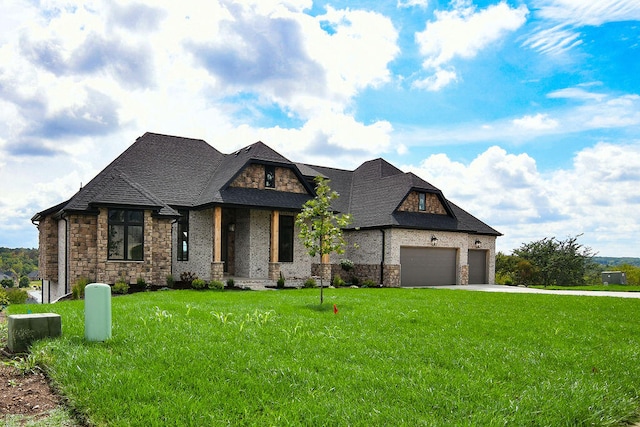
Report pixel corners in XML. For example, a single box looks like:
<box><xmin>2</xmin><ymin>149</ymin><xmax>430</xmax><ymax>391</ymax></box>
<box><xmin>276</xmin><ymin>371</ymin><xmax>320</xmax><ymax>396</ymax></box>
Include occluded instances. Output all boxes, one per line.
<box><xmin>398</xmin><ymin>191</ymin><xmax>447</xmax><ymax>215</ymax></box>
<box><xmin>230</xmin><ymin>164</ymin><xmax>306</xmax><ymax>194</ymax></box>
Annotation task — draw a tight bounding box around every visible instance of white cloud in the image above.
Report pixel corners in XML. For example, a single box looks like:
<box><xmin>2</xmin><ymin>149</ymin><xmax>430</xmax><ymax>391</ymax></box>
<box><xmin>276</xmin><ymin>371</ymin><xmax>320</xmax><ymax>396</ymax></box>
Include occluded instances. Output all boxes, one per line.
<box><xmin>393</xmin><ymin>89</ymin><xmax>640</xmax><ymax>146</ymax></box>
<box><xmin>525</xmin><ymin>0</ymin><xmax>640</xmax><ymax>55</ymax></box>
<box><xmin>397</xmin><ymin>0</ymin><xmax>429</xmax><ymax>8</ymax></box>
<box><xmin>534</xmin><ymin>0</ymin><xmax>640</xmax><ymax>26</ymax></box>
<box><xmin>512</xmin><ymin>113</ymin><xmax>559</xmax><ymax>130</ymax></box>
<box><xmin>404</xmin><ymin>143</ymin><xmax>640</xmax><ymax>256</ymax></box>
<box><xmin>412</xmin><ymin>67</ymin><xmax>458</xmax><ymax>91</ymax></box>
<box><xmin>415</xmin><ymin>1</ymin><xmax>528</xmax><ymax>69</ymax></box>
<box><xmin>547</xmin><ymin>86</ymin><xmax>606</xmax><ymax>101</ymax></box>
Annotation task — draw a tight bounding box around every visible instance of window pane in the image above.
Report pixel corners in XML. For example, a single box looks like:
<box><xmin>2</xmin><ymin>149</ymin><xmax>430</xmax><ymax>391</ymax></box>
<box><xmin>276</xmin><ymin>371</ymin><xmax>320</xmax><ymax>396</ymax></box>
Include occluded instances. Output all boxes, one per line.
<box><xmin>128</xmin><ymin>210</ymin><xmax>144</xmax><ymax>223</ymax></box>
<box><xmin>109</xmin><ymin>209</ymin><xmax>125</xmax><ymax>223</ymax></box>
<box><xmin>108</xmin><ymin>225</ymin><xmax>125</xmax><ymax>260</ymax></box>
<box><xmin>177</xmin><ymin>210</ymin><xmax>189</xmax><ymax>261</ymax></box>
<box><xmin>418</xmin><ymin>193</ymin><xmax>426</xmax><ymax>211</ymax></box>
<box><xmin>128</xmin><ymin>225</ymin><xmax>143</xmax><ymax>260</ymax></box>
<box><xmin>279</xmin><ymin>216</ymin><xmax>294</xmax><ymax>262</ymax></box>
<box><xmin>265</xmin><ymin>165</ymin><xmax>275</xmax><ymax>188</ymax></box>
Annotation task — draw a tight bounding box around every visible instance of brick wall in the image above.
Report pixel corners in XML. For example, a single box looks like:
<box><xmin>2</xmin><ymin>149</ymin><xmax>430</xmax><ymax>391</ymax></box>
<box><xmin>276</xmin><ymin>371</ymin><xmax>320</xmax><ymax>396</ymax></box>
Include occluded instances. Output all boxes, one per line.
<box><xmin>398</xmin><ymin>191</ymin><xmax>447</xmax><ymax>215</ymax></box>
<box><xmin>230</xmin><ymin>164</ymin><xmax>306</xmax><ymax>193</ymax></box>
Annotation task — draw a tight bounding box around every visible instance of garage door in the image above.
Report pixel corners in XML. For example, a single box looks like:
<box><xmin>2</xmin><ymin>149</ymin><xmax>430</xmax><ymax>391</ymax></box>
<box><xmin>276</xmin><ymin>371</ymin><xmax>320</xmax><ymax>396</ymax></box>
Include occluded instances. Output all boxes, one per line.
<box><xmin>468</xmin><ymin>249</ymin><xmax>487</xmax><ymax>284</ymax></box>
<box><xmin>400</xmin><ymin>246</ymin><xmax>457</xmax><ymax>286</ymax></box>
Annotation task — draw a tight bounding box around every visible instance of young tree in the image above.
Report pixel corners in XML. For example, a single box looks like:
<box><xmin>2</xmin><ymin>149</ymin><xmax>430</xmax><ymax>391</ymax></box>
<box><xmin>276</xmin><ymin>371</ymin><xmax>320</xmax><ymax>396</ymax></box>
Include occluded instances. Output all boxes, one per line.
<box><xmin>296</xmin><ymin>177</ymin><xmax>352</xmax><ymax>304</ymax></box>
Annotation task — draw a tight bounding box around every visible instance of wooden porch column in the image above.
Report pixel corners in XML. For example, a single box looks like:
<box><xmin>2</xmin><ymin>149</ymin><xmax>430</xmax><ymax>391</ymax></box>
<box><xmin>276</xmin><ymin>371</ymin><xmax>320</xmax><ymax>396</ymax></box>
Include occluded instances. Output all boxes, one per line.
<box><xmin>269</xmin><ymin>210</ymin><xmax>281</xmax><ymax>280</ymax></box>
<box><xmin>211</xmin><ymin>206</ymin><xmax>224</xmax><ymax>281</ymax></box>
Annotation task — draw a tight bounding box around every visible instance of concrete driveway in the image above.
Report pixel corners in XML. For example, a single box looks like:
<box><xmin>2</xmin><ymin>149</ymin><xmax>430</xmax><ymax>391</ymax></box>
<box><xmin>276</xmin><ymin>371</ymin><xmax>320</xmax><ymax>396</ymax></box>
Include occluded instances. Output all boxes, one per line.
<box><xmin>427</xmin><ymin>284</ymin><xmax>640</xmax><ymax>299</ymax></box>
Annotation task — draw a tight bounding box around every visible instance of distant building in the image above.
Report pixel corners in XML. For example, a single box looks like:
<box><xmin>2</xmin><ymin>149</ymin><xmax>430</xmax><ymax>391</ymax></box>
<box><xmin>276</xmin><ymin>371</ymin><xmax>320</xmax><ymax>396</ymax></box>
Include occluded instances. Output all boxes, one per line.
<box><xmin>601</xmin><ymin>271</ymin><xmax>626</xmax><ymax>285</ymax></box>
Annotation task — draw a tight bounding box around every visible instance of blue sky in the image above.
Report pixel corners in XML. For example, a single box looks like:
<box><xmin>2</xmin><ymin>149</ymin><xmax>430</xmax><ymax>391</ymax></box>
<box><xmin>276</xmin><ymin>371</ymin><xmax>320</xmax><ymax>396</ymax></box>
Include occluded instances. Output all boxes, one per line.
<box><xmin>1</xmin><ymin>0</ymin><xmax>639</xmax><ymax>257</ymax></box>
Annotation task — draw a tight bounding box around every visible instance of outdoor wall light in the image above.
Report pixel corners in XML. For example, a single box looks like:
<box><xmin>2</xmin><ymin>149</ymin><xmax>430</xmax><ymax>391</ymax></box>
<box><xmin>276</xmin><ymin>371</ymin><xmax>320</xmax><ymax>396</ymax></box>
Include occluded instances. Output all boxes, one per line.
<box><xmin>474</xmin><ymin>239</ymin><xmax>481</xmax><ymax>248</ymax></box>
<box><xmin>431</xmin><ymin>235</ymin><xmax>438</xmax><ymax>246</ymax></box>
<box><xmin>228</xmin><ymin>223</ymin><xmax>235</xmax><ymax>232</ymax></box>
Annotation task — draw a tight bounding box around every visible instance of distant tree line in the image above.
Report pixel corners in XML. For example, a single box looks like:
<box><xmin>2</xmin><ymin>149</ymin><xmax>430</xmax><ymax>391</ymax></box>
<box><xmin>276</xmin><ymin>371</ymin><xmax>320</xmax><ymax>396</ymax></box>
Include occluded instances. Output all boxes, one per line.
<box><xmin>0</xmin><ymin>247</ymin><xmax>38</xmax><ymax>288</ymax></box>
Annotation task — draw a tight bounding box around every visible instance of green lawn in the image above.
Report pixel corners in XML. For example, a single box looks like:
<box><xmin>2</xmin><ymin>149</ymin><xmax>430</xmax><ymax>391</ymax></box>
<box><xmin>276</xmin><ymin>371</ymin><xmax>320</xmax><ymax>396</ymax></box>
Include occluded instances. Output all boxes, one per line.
<box><xmin>11</xmin><ymin>288</ymin><xmax>640</xmax><ymax>426</ymax></box>
<box><xmin>530</xmin><ymin>284</ymin><xmax>640</xmax><ymax>292</ymax></box>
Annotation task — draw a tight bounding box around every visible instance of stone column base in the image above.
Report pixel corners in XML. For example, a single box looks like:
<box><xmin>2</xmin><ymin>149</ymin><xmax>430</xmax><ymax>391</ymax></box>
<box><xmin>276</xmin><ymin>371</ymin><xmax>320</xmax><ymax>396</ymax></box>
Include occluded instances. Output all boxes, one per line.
<box><xmin>211</xmin><ymin>262</ymin><xmax>224</xmax><ymax>281</ymax></box>
<box><xmin>383</xmin><ymin>264</ymin><xmax>401</xmax><ymax>287</ymax></box>
<box><xmin>459</xmin><ymin>264</ymin><xmax>469</xmax><ymax>285</ymax></box>
<box><xmin>268</xmin><ymin>262</ymin><xmax>281</xmax><ymax>281</ymax></box>
<box><xmin>318</xmin><ymin>263</ymin><xmax>331</xmax><ymax>281</ymax></box>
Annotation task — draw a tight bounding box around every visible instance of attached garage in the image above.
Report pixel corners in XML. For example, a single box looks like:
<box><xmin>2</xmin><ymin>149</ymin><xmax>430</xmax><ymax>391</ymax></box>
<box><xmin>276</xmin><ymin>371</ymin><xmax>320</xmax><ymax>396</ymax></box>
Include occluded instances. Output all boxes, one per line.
<box><xmin>468</xmin><ymin>249</ymin><xmax>487</xmax><ymax>284</ymax></box>
<box><xmin>400</xmin><ymin>246</ymin><xmax>457</xmax><ymax>286</ymax></box>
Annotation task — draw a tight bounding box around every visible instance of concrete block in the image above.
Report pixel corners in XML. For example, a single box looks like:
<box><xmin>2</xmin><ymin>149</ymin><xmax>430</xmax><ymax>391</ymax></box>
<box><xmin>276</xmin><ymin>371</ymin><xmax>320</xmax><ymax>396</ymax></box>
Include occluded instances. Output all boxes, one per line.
<box><xmin>7</xmin><ymin>313</ymin><xmax>62</xmax><ymax>353</ymax></box>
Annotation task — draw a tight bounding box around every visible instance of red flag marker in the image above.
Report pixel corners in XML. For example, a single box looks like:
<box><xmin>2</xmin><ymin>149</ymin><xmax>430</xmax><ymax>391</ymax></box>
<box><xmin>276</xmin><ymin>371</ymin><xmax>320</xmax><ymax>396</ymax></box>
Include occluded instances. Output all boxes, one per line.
<box><xmin>333</xmin><ymin>304</ymin><xmax>338</xmax><ymax>314</ymax></box>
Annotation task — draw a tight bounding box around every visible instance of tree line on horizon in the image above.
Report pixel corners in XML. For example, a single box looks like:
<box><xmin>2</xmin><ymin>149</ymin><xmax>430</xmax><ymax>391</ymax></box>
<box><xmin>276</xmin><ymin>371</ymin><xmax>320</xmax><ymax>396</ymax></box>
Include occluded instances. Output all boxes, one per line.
<box><xmin>1</xmin><ymin>247</ymin><xmax>38</xmax><ymax>286</ymax></box>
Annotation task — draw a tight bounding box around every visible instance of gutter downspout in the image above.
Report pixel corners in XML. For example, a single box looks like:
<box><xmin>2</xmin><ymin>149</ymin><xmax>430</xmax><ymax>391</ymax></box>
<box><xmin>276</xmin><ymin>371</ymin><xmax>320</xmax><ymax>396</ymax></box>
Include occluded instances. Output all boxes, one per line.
<box><xmin>380</xmin><ymin>229</ymin><xmax>385</xmax><ymax>286</ymax></box>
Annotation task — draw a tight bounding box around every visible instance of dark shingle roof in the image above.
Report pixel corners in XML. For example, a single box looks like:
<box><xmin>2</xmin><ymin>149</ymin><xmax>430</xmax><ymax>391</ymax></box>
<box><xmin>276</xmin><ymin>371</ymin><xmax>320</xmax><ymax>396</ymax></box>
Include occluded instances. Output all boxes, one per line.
<box><xmin>34</xmin><ymin>132</ymin><xmax>500</xmax><ymax>236</ymax></box>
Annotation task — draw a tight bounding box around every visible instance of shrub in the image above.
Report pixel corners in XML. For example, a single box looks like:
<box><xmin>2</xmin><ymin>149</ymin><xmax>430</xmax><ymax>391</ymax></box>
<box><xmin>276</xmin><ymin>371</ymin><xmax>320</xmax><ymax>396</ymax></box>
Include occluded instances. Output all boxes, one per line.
<box><xmin>277</xmin><ymin>273</ymin><xmax>285</xmax><ymax>289</ymax></box>
<box><xmin>6</xmin><ymin>288</ymin><xmax>28</xmax><ymax>305</ymax></box>
<box><xmin>72</xmin><ymin>277</ymin><xmax>91</xmax><ymax>299</ymax></box>
<box><xmin>332</xmin><ymin>274</ymin><xmax>345</xmax><ymax>287</ymax></box>
<box><xmin>361</xmin><ymin>279</ymin><xmax>377</xmax><ymax>288</ymax></box>
<box><xmin>191</xmin><ymin>278</ymin><xmax>206</xmax><ymax>290</ymax></box>
<box><xmin>208</xmin><ymin>280</ymin><xmax>224</xmax><ymax>291</ymax></box>
<box><xmin>0</xmin><ymin>289</ymin><xmax>9</xmax><ymax>307</ymax></box>
<box><xmin>166</xmin><ymin>274</ymin><xmax>175</xmax><ymax>288</ymax></box>
<box><xmin>226</xmin><ymin>278</ymin><xmax>235</xmax><ymax>288</ymax></box>
<box><xmin>180</xmin><ymin>272</ymin><xmax>197</xmax><ymax>286</ymax></box>
<box><xmin>1</xmin><ymin>278</ymin><xmax>14</xmax><ymax>288</ymax></box>
<box><xmin>340</xmin><ymin>259</ymin><xmax>354</xmax><ymax>271</ymax></box>
<box><xmin>19</xmin><ymin>276</ymin><xmax>30</xmax><ymax>288</ymax></box>
<box><xmin>351</xmin><ymin>277</ymin><xmax>360</xmax><ymax>286</ymax></box>
<box><xmin>113</xmin><ymin>279</ymin><xmax>129</xmax><ymax>295</ymax></box>
<box><xmin>303</xmin><ymin>278</ymin><xmax>317</xmax><ymax>288</ymax></box>
<box><xmin>137</xmin><ymin>277</ymin><xmax>147</xmax><ymax>288</ymax></box>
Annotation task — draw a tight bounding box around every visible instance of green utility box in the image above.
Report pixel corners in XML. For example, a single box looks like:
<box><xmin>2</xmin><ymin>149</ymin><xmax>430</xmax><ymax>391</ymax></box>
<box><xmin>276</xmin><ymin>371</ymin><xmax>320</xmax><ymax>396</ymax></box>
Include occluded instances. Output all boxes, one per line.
<box><xmin>7</xmin><ymin>313</ymin><xmax>62</xmax><ymax>353</ymax></box>
<box><xmin>85</xmin><ymin>283</ymin><xmax>112</xmax><ymax>342</ymax></box>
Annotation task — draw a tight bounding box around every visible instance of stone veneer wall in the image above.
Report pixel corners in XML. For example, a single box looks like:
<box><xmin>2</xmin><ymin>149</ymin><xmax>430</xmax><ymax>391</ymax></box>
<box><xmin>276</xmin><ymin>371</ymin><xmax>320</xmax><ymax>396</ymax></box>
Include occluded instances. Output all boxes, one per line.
<box><xmin>38</xmin><ymin>216</ymin><xmax>58</xmax><ymax>282</ymax></box>
<box><xmin>94</xmin><ymin>209</ymin><xmax>172</xmax><ymax>285</ymax></box>
<box><xmin>151</xmin><ymin>216</ymin><xmax>172</xmax><ymax>285</ymax></box>
<box><xmin>67</xmin><ymin>214</ymin><xmax>98</xmax><ymax>286</ymax></box>
<box><xmin>230</xmin><ymin>164</ymin><xmax>306</xmax><ymax>193</ymax></box>
<box><xmin>398</xmin><ymin>191</ymin><xmax>447</xmax><ymax>215</ymax></box>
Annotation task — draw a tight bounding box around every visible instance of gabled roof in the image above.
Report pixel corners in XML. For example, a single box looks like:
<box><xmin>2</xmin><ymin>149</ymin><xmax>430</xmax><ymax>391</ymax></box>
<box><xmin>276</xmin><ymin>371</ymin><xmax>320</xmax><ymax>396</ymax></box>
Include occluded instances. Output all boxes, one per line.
<box><xmin>196</xmin><ymin>141</ymin><xmax>315</xmax><ymax>207</ymax></box>
<box><xmin>33</xmin><ymin>132</ymin><xmax>500</xmax><ymax>236</ymax></box>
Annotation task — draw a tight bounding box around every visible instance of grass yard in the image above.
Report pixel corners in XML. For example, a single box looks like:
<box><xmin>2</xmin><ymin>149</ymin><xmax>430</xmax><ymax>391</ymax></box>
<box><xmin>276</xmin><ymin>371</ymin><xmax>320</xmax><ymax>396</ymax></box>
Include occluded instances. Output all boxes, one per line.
<box><xmin>10</xmin><ymin>288</ymin><xmax>640</xmax><ymax>426</ymax></box>
<box><xmin>531</xmin><ymin>284</ymin><xmax>640</xmax><ymax>292</ymax></box>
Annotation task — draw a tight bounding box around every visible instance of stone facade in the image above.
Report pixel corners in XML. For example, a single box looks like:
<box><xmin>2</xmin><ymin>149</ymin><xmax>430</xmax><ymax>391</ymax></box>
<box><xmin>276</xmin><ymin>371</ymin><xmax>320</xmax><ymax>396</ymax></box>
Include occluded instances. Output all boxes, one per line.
<box><xmin>230</xmin><ymin>164</ymin><xmax>306</xmax><ymax>193</ymax></box>
<box><xmin>398</xmin><ymin>191</ymin><xmax>447</xmax><ymax>215</ymax></box>
<box><xmin>39</xmin><ymin>209</ymin><xmax>171</xmax><ymax>302</ymax></box>
<box><xmin>383</xmin><ymin>264</ymin><xmax>401</xmax><ymax>287</ymax></box>
<box><xmin>38</xmin><ymin>216</ymin><xmax>59</xmax><ymax>284</ymax></box>
<box><xmin>67</xmin><ymin>214</ymin><xmax>98</xmax><ymax>286</ymax></box>
<box><xmin>459</xmin><ymin>264</ymin><xmax>469</xmax><ymax>286</ymax></box>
